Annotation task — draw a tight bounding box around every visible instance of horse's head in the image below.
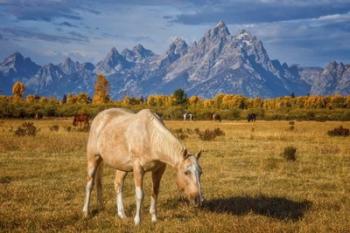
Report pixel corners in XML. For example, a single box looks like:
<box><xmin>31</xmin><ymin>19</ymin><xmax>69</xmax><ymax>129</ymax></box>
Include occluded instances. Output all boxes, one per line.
<box><xmin>176</xmin><ymin>150</ymin><xmax>203</xmax><ymax>207</ymax></box>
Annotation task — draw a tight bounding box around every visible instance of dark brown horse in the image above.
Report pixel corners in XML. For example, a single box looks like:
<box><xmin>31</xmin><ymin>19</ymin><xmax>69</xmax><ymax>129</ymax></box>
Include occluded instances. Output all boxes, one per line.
<box><xmin>73</xmin><ymin>113</ymin><xmax>90</xmax><ymax>128</ymax></box>
<box><xmin>212</xmin><ymin>113</ymin><xmax>222</xmax><ymax>122</ymax></box>
<box><xmin>247</xmin><ymin>113</ymin><xmax>257</xmax><ymax>122</ymax></box>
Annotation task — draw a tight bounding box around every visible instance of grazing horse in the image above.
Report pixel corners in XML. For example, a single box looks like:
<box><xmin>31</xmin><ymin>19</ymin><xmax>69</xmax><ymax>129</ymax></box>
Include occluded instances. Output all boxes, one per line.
<box><xmin>183</xmin><ymin>112</ymin><xmax>193</xmax><ymax>121</ymax></box>
<box><xmin>247</xmin><ymin>113</ymin><xmax>256</xmax><ymax>122</ymax></box>
<box><xmin>35</xmin><ymin>112</ymin><xmax>43</xmax><ymax>120</ymax></box>
<box><xmin>212</xmin><ymin>113</ymin><xmax>221</xmax><ymax>122</ymax></box>
<box><xmin>82</xmin><ymin>108</ymin><xmax>203</xmax><ymax>225</ymax></box>
<box><xmin>73</xmin><ymin>113</ymin><xmax>89</xmax><ymax>128</ymax></box>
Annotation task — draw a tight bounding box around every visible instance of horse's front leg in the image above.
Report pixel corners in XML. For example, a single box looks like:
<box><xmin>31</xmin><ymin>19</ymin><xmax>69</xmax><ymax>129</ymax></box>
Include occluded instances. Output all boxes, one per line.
<box><xmin>150</xmin><ymin>164</ymin><xmax>166</xmax><ymax>223</ymax></box>
<box><xmin>133</xmin><ymin>163</ymin><xmax>144</xmax><ymax>225</ymax></box>
<box><xmin>114</xmin><ymin>170</ymin><xmax>127</xmax><ymax>219</ymax></box>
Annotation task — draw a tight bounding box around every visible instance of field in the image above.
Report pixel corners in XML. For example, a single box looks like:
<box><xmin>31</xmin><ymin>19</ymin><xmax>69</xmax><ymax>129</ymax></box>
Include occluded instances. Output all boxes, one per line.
<box><xmin>0</xmin><ymin>119</ymin><xmax>349</xmax><ymax>233</ymax></box>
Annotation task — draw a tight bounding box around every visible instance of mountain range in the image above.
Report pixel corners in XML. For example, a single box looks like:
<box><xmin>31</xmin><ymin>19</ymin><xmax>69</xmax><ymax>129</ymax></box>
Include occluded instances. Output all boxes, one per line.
<box><xmin>1</xmin><ymin>21</ymin><xmax>349</xmax><ymax>99</ymax></box>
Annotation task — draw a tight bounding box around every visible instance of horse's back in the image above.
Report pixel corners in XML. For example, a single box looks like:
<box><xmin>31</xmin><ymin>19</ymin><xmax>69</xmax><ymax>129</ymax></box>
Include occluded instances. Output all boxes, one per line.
<box><xmin>87</xmin><ymin>108</ymin><xmax>134</xmax><ymax>154</ymax></box>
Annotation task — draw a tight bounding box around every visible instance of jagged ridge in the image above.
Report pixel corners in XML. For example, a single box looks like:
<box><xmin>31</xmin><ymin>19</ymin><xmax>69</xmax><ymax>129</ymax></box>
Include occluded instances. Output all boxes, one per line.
<box><xmin>0</xmin><ymin>21</ymin><xmax>349</xmax><ymax>98</ymax></box>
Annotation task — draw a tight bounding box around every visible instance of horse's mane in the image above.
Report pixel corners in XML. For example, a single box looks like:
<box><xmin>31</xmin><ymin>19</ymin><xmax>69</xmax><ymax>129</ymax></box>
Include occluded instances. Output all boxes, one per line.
<box><xmin>148</xmin><ymin>112</ymin><xmax>185</xmax><ymax>166</ymax></box>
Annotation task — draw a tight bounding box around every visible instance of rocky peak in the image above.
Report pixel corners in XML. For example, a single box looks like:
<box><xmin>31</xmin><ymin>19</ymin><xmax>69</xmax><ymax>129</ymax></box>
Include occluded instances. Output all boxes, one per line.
<box><xmin>0</xmin><ymin>52</ymin><xmax>40</xmax><ymax>76</ymax></box>
<box><xmin>167</xmin><ymin>37</ymin><xmax>188</xmax><ymax>56</ymax></box>
<box><xmin>103</xmin><ymin>47</ymin><xmax>123</xmax><ymax>65</ymax></box>
<box><xmin>324</xmin><ymin>61</ymin><xmax>346</xmax><ymax>77</ymax></box>
<box><xmin>1</xmin><ymin>52</ymin><xmax>24</xmax><ymax>66</ymax></box>
<box><xmin>60</xmin><ymin>57</ymin><xmax>77</xmax><ymax>74</ymax></box>
<box><xmin>235</xmin><ymin>29</ymin><xmax>255</xmax><ymax>41</ymax></box>
<box><xmin>121</xmin><ymin>44</ymin><xmax>154</xmax><ymax>62</ymax></box>
<box><xmin>203</xmin><ymin>20</ymin><xmax>230</xmax><ymax>42</ymax></box>
<box><xmin>96</xmin><ymin>47</ymin><xmax>129</xmax><ymax>73</ymax></box>
<box><xmin>132</xmin><ymin>44</ymin><xmax>154</xmax><ymax>59</ymax></box>
<box><xmin>107</xmin><ymin>47</ymin><xmax>120</xmax><ymax>59</ymax></box>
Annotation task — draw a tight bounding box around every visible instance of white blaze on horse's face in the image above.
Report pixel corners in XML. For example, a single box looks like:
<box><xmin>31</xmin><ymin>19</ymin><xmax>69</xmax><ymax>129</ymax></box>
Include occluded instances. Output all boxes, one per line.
<box><xmin>176</xmin><ymin>151</ymin><xmax>203</xmax><ymax>206</ymax></box>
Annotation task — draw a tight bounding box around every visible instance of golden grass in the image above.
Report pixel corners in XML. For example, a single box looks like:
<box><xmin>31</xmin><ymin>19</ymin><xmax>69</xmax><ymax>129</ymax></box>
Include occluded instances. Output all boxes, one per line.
<box><xmin>0</xmin><ymin>119</ymin><xmax>350</xmax><ymax>232</ymax></box>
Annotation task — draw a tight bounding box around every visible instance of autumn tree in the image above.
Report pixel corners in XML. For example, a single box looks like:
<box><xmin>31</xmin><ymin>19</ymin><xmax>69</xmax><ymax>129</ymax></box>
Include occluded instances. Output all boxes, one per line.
<box><xmin>77</xmin><ymin>93</ymin><xmax>89</xmax><ymax>104</ymax></box>
<box><xmin>188</xmin><ymin>96</ymin><xmax>201</xmax><ymax>106</ymax></box>
<box><xmin>12</xmin><ymin>81</ymin><xmax>25</xmax><ymax>101</ymax></box>
<box><xmin>93</xmin><ymin>74</ymin><xmax>110</xmax><ymax>104</ymax></box>
<box><xmin>26</xmin><ymin>95</ymin><xmax>35</xmax><ymax>104</ymax></box>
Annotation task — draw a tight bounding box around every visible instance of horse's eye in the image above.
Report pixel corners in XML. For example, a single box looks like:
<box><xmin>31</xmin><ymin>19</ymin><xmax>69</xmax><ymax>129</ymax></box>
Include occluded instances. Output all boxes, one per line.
<box><xmin>184</xmin><ymin>170</ymin><xmax>191</xmax><ymax>176</ymax></box>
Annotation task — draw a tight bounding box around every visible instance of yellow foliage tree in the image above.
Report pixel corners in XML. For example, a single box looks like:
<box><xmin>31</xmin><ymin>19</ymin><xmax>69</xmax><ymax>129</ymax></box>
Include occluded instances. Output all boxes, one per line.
<box><xmin>93</xmin><ymin>74</ymin><xmax>109</xmax><ymax>104</ymax></box>
<box><xmin>12</xmin><ymin>81</ymin><xmax>25</xmax><ymax>97</ymax></box>
<box><xmin>188</xmin><ymin>96</ymin><xmax>201</xmax><ymax>106</ymax></box>
<box><xmin>77</xmin><ymin>93</ymin><xmax>89</xmax><ymax>104</ymax></box>
<box><xmin>12</xmin><ymin>81</ymin><xmax>25</xmax><ymax>102</ymax></box>
<box><xmin>26</xmin><ymin>95</ymin><xmax>35</xmax><ymax>104</ymax></box>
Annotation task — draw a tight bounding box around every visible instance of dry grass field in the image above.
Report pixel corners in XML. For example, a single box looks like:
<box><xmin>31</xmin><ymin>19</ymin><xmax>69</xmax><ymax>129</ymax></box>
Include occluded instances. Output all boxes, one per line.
<box><xmin>0</xmin><ymin>119</ymin><xmax>349</xmax><ymax>233</ymax></box>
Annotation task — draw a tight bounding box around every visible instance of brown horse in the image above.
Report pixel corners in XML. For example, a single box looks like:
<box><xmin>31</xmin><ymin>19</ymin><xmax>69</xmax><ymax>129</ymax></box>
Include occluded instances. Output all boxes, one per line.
<box><xmin>82</xmin><ymin>108</ymin><xmax>203</xmax><ymax>225</ymax></box>
<box><xmin>212</xmin><ymin>113</ymin><xmax>221</xmax><ymax>122</ymax></box>
<box><xmin>73</xmin><ymin>113</ymin><xmax>89</xmax><ymax>128</ymax></box>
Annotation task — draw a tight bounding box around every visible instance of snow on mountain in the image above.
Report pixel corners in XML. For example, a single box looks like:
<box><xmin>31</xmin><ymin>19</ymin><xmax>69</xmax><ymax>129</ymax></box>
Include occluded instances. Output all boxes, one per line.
<box><xmin>0</xmin><ymin>21</ymin><xmax>349</xmax><ymax>99</ymax></box>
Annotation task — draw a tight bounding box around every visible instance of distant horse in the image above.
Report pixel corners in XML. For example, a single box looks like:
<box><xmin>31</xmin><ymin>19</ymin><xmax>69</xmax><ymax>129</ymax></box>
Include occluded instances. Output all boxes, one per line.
<box><xmin>73</xmin><ymin>113</ymin><xmax>89</xmax><ymax>128</ymax></box>
<box><xmin>247</xmin><ymin>113</ymin><xmax>256</xmax><ymax>122</ymax></box>
<box><xmin>82</xmin><ymin>108</ymin><xmax>203</xmax><ymax>225</ymax></box>
<box><xmin>183</xmin><ymin>112</ymin><xmax>193</xmax><ymax>121</ymax></box>
<box><xmin>212</xmin><ymin>113</ymin><xmax>221</xmax><ymax>122</ymax></box>
<box><xmin>35</xmin><ymin>112</ymin><xmax>43</xmax><ymax>120</ymax></box>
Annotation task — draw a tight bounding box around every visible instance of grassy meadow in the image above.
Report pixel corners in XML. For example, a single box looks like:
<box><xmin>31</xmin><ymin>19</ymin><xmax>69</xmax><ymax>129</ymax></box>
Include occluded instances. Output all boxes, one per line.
<box><xmin>0</xmin><ymin>119</ymin><xmax>349</xmax><ymax>232</ymax></box>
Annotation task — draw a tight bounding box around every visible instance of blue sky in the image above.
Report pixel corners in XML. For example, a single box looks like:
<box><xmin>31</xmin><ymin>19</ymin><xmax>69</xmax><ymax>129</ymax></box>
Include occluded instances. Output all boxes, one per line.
<box><xmin>0</xmin><ymin>0</ymin><xmax>350</xmax><ymax>67</ymax></box>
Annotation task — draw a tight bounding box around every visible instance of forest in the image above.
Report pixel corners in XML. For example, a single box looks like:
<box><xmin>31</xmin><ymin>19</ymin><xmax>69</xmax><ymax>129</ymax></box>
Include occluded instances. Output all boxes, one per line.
<box><xmin>1</xmin><ymin>75</ymin><xmax>350</xmax><ymax>120</ymax></box>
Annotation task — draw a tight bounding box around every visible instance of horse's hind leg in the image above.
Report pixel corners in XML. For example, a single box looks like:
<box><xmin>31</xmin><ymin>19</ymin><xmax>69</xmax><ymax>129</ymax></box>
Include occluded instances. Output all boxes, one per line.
<box><xmin>82</xmin><ymin>153</ymin><xmax>102</xmax><ymax>217</ymax></box>
<box><xmin>114</xmin><ymin>170</ymin><xmax>128</xmax><ymax>219</ymax></box>
<box><xmin>95</xmin><ymin>162</ymin><xmax>104</xmax><ymax>210</ymax></box>
<box><xmin>150</xmin><ymin>164</ymin><xmax>166</xmax><ymax>223</ymax></box>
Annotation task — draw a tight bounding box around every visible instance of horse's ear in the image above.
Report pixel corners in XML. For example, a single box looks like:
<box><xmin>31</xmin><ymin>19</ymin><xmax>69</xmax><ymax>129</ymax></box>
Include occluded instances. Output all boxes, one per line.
<box><xmin>195</xmin><ymin>150</ymin><xmax>203</xmax><ymax>159</ymax></box>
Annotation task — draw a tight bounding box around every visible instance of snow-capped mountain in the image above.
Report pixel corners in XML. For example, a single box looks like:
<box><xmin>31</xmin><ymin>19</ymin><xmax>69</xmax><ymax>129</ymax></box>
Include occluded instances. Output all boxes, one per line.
<box><xmin>0</xmin><ymin>21</ymin><xmax>349</xmax><ymax>98</ymax></box>
<box><xmin>0</xmin><ymin>52</ymin><xmax>40</xmax><ymax>95</ymax></box>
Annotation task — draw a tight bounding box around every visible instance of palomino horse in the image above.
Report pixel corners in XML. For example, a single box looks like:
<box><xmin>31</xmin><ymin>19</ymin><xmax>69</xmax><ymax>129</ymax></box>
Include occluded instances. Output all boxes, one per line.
<box><xmin>82</xmin><ymin>108</ymin><xmax>203</xmax><ymax>225</ymax></box>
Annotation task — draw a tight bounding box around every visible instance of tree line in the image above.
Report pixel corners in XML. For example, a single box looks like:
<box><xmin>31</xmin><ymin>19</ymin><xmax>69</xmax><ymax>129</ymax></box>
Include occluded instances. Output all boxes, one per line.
<box><xmin>1</xmin><ymin>75</ymin><xmax>350</xmax><ymax>120</ymax></box>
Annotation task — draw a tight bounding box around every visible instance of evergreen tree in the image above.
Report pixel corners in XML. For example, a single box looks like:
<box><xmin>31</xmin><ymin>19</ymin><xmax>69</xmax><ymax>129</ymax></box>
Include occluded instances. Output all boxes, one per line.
<box><xmin>172</xmin><ymin>89</ymin><xmax>187</xmax><ymax>105</ymax></box>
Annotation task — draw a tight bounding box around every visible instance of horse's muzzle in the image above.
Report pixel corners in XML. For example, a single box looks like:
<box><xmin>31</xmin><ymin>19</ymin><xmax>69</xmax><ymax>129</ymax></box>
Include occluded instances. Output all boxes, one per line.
<box><xmin>192</xmin><ymin>195</ymin><xmax>204</xmax><ymax>207</ymax></box>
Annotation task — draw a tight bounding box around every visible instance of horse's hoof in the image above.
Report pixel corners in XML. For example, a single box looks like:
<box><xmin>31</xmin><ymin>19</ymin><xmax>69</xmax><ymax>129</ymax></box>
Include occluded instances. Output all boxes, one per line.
<box><xmin>134</xmin><ymin>216</ymin><xmax>140</xmax><ymax>225</ymax></box>
<box><xmin>83</xmin><ymin>211</ymin><xmax>89</xmax><ymax>218</ymax></box>
<box><xmin>151</xmin><ymin>216</ymin><xmax>157</xmax><ymax>223</ymax></box>
<box><xmin>117</xmin><ymin>213</ymin><xmax>127</xmax><ymax>219</ymax></box>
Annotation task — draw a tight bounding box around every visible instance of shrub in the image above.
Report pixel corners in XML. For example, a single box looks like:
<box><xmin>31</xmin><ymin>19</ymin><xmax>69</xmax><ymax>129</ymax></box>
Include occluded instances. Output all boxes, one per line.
<box><xmin>14</xmin><ymin>122</ymin><xmax>37</xmax><ymax>137</ymax></box>
<box><xmin>185</xmin><ymin>128</ymin><xmax>194</xmax><ymax>134</ymax></box>
<box><xmin>213</xmin><ymin>128</ymin><xmax>225</xmax><ymax>136</ymax></box>
<box><xmin>65</xmin><ymin>126</ymin><xmax>72</xmax><ymax>132</ymax></box>
<box><xmin>49</xmin><ymin>125</ymin><xmax>60</xmax><ymax>132</ymax></box>
<box><xmin>198</xmin><ymin>129</ymin><xmax>217</xmax><ymax>141</ymax></box>
<box><xmin>281</xmin><ymin>146</ymin><xmax>297</xmax><ymax>161</ymax></box>
<box><xmin>288</xmin><ymin>121</ymin><xmax>295</xmax><ymax>130</ymax></box>
<box><xmin>196</xmin><ymin>128</ymin><xmax>225</xmax><ymax>141</ymax></box>
<box><xmin>172</xmin><ymin>128</ymin><xmax>188</xmax><ymax>140</ymax></box>
<box><xmin>327</xmin><ymin>126</ymin><xmax>350</xmax><ymax>137</ymax></box>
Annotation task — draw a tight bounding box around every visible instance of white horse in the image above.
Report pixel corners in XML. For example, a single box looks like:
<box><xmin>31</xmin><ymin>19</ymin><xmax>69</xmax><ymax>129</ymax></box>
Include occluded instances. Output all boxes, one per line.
<box><xmin>82</xmin><ymin>108</ymin><xmax>203</xmax><ymax>225</ymax></box>
<box><xmin>183</xmin><ymin>112</ymin><xmax>193</xmax><ymax>121</ymax></box>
